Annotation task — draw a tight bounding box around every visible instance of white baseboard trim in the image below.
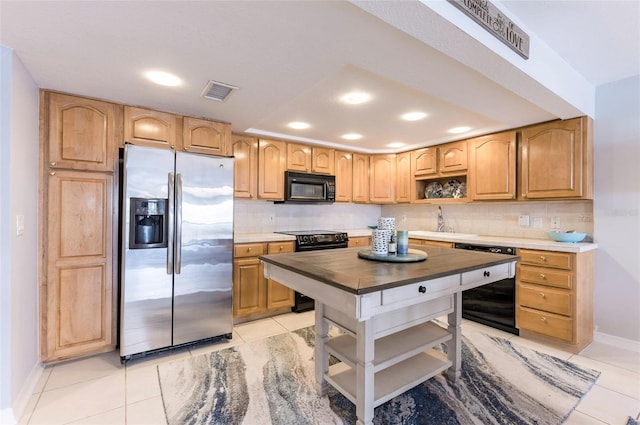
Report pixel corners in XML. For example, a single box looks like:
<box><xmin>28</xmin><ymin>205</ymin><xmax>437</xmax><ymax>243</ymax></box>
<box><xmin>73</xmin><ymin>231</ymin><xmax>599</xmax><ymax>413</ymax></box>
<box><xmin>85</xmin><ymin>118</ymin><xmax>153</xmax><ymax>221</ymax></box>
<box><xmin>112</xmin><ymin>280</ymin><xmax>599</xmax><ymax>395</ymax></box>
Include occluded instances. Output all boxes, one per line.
<box><xmin>10</xmin><ymin>362</ymin><xmax>44</xmax><ymax>423</ymax></box>
<box><xmin>594</xmin><ymin>331</ymin><xmax>640</xmax><ymax>353</ymax></box>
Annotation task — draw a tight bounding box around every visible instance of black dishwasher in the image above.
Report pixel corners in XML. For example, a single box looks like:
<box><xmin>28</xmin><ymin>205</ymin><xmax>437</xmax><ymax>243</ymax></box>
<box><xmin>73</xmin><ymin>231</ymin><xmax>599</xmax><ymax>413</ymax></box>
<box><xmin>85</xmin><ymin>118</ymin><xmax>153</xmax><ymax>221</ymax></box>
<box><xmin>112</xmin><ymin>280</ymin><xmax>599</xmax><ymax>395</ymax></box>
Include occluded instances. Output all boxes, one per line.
<box><xmin>455</xmin><ymin>243</ymin><xmax>519</xmax><ymax>335</ymax></box>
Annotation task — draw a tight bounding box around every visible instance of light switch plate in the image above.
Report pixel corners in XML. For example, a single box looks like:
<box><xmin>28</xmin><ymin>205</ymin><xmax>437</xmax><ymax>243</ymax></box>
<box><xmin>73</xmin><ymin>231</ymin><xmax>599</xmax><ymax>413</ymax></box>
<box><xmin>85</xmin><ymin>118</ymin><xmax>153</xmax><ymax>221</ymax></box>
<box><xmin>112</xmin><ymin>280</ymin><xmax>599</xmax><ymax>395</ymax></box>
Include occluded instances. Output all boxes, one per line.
<box><xmin>16</xmin><ymin>214</ymin><xmax>24</xmax><ymax>236</ymax></box>
<box><xmin>518</xmin><ymin>215</ymin><xmax>530</xmax><ymax>227</ymax></box>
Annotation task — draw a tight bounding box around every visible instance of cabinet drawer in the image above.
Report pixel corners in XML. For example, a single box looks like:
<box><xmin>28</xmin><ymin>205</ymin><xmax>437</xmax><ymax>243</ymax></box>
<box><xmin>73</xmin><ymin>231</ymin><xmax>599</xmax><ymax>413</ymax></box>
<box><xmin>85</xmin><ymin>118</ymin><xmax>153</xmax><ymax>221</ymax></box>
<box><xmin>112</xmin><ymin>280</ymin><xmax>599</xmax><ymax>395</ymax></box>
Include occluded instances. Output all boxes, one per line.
<box><xmin>518</xmin><ymin>265</ymin><xmax>573</xmax><ymax>289</ymax></box>
<box><xmin>517</xmin><ymin>306</ymin><xmax>573</xmax><ymax>342</ymax></box>
<box><xmin>519</xmin><ymin>249</ymin><xmax>573</xmax><ymax>270</ymax></box>
<box><xmin>234</xmin><ymin>243</ymin><xmax>265</xmax><ymax>258</ymax></box>
<box><xmin>461</xmin><ymin>263</ymin><xmax>511</xmax><ymax>288</ymax></box>
<box><xmin>267</xmin><ymin>241</ymin><xmax>295</xmax><ymax>254</ymax></box>
<box><xmin>518</xmin><ymin>283</ymin><xmax>572</xmax><ymax>316</ymax></box>
<box><xmin>381</xmin><ymin>275</ymin><xmax>459</xmax><ymax>305</ymax></box>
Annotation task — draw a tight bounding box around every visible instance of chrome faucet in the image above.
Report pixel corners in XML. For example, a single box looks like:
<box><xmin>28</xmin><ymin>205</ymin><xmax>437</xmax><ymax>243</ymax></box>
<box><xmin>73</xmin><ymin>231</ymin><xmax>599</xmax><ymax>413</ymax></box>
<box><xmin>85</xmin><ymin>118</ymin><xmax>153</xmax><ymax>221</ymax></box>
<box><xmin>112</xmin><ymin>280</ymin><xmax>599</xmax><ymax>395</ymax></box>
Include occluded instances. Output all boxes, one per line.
<box><xmin>437</xmin><ymin>205</ymin><xmax>446</xmax><ymax>232</ymax></box>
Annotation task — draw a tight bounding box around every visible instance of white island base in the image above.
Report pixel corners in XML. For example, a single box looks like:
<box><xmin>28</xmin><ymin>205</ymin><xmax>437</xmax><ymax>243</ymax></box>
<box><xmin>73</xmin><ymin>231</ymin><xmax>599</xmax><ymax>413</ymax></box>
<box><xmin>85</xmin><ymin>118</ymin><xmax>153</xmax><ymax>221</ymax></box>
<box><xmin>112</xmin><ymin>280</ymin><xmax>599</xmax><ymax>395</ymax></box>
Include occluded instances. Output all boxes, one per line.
<box><xmin>261</xmin><ymin>249</ymin><xmax>516</xmax><ymax>425</ymax></box>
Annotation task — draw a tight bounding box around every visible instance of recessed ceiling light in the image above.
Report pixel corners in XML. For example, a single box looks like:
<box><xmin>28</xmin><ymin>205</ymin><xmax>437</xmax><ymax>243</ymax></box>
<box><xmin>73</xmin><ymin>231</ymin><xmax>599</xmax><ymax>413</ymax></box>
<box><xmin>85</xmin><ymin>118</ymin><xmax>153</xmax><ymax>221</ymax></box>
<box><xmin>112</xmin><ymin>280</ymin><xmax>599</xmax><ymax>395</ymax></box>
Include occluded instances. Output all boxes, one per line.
<box><xmin>401</xmin><ymin>112</ymin><xmax>427</xmax><ymax>121</ymax></box>
<box><xmin>387</xmin><ymin>142</ymin><xmax>406</xmax><ymax>148</ymax></box>
<box><xmin>342</xmin><ymin>133</ymin><xmax>363</xmax><ymax>140</ymax></box>
<box><xmin>145</xmin><ymin>70</ymin><xmax>182</xmax><ymax>87</ymax></box>
<box><xmin>287</xmin><ymin>121</ymin><xmax>310</xmax><ymax>130</ymax></box>
<box><xmin>340</xmin><ymin>92</ymin><xmax>371</xmax><ymax>105</ymax></box>
<box><xmin>448</xmin><ymin>126</ymin><xmax>472</xmax><ymax>134</ymax></box>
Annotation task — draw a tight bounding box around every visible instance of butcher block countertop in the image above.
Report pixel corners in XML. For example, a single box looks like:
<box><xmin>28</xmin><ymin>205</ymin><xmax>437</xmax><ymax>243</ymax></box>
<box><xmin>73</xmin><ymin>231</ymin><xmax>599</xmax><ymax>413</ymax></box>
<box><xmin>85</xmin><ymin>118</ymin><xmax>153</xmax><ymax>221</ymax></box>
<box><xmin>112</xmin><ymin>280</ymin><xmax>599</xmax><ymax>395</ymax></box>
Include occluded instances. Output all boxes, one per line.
<box><xmin>259</xmin><ymin>245</ymin><xmax>518</xmax><ymax>295</ymax></box>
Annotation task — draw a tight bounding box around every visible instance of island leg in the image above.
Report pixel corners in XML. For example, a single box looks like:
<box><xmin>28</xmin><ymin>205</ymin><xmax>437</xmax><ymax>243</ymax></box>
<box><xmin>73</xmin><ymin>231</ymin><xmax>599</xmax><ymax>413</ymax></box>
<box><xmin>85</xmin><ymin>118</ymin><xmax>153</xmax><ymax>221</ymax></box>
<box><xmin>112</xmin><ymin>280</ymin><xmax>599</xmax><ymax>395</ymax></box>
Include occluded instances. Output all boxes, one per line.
<box><xmin>314</xmin><ymin>302</ymin><xmax>329</xmax><ymax>396</ymax></box>
<box><xmin>446</xmin><ymin>292</ymin><xmax>462</xmax><ymax>381</ymax></box>
<box><xmin>355</xmin><ymin>318</ymin><xmax>375</xmax><ymax>425</ymax></box>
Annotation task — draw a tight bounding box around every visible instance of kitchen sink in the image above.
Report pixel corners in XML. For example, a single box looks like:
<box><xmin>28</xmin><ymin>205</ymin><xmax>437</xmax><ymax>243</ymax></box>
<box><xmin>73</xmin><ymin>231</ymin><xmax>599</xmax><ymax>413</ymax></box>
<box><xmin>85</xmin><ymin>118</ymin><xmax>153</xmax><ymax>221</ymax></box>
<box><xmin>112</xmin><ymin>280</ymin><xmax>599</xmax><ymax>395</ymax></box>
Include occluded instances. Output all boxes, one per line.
<box><xmin>410</xmin><ymin>231</ymin><xmax>477</xmax><ymax>239</ymax></box>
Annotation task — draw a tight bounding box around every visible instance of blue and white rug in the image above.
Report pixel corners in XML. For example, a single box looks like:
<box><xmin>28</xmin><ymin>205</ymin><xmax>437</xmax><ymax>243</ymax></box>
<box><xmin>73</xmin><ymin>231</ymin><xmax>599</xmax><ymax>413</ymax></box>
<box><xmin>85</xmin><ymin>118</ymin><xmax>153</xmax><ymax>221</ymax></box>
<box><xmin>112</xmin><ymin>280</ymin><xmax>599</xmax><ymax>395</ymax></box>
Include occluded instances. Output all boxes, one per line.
<box><xmin>157</xmin><ymin>326</ymin><xmax>600</xmax><ymax>425</ymax></box>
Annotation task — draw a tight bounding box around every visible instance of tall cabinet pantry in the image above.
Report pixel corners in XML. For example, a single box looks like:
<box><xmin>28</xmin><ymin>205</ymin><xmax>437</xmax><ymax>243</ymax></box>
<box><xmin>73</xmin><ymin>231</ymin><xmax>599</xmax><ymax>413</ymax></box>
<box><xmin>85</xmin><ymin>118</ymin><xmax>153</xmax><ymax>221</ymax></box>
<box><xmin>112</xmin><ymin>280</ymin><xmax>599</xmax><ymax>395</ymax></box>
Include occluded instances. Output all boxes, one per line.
<box><xmin>40</xmin><ymin>91</ymin><xmax>119</xmax><ymax>362</ymax></box>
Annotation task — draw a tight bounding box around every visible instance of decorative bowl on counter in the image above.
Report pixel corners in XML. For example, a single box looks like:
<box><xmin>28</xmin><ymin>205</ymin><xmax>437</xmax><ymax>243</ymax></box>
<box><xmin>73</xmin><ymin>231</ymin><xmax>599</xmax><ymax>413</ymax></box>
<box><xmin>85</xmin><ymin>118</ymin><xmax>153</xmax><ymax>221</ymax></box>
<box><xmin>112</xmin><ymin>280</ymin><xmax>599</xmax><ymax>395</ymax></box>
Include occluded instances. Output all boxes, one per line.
<box><xmin>547</xmin><ymin>231</ymin><xmax>587</xmax><ymax>243</ymax></box>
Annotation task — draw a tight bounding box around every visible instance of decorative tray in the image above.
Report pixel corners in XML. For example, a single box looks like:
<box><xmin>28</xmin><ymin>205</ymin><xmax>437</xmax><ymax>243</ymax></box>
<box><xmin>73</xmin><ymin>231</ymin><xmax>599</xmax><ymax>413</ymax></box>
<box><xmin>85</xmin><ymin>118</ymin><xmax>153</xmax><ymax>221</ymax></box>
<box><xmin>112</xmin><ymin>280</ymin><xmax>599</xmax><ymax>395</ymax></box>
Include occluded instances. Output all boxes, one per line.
<box><xmin>358</xmin><ymin>248</ymin><xmax>427</xmax><ymax>263</ymax></box>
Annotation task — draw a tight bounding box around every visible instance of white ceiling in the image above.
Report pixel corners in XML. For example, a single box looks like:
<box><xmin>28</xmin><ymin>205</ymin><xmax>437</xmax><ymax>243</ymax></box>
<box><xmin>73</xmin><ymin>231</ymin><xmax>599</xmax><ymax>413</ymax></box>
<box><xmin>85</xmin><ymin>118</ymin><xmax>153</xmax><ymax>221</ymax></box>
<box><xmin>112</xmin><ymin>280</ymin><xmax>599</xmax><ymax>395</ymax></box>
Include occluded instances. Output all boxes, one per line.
<box><xmin>1</xmin><ymin>1</ymin><xmax>638</xmax><ymax>153</ymax></box>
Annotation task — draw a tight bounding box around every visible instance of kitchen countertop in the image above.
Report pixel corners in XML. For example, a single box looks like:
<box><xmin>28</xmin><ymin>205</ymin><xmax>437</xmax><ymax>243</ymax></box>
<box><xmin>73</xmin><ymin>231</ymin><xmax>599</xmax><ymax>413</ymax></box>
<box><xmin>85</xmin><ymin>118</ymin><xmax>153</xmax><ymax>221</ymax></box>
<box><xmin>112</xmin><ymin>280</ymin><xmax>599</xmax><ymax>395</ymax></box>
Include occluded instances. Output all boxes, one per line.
<box><xmin>259</xmin><ymin>245</ymin><xmax>517</xmax><ymax>295</ymax></box>
<box><xmin>235</xmin><ymin>230</ymin><xmax>597</xmax><ymax>253</ymax></box>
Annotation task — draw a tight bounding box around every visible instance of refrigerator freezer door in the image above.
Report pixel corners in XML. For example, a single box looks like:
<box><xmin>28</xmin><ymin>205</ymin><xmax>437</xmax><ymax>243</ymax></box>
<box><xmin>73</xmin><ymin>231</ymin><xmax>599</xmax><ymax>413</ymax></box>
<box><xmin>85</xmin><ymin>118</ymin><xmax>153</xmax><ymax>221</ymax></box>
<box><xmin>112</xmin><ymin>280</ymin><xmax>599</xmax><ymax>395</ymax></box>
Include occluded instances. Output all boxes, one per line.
<box><xmin>173</xmin><ymin>152</ymin><xmax>234</xmax><ymax>345</ymax></box>
<box><xmin>120</xmin><ymin>145</ymin><xmax>175</xmax><ymax>357</ymax></box>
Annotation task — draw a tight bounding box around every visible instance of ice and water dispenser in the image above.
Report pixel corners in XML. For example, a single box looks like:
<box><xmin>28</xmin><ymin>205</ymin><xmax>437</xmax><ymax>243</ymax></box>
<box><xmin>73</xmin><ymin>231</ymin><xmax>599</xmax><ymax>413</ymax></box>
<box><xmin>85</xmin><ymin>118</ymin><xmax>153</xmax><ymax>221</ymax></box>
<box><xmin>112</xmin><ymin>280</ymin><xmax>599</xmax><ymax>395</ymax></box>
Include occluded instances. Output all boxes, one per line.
<box><xmin>129</xmin><ymin>198</ymin><xmax>168</xmax><ymax>249</ymax></box>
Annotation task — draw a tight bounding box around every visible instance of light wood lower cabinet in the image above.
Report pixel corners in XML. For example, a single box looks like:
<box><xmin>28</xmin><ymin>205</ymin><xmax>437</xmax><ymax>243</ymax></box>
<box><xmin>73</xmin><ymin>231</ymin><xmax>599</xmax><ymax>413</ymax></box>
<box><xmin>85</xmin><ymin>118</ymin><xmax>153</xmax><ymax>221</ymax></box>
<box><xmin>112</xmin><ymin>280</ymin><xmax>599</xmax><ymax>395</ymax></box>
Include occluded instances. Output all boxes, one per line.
<box><xmin>348</xmin><ymin>236</ymin><xmax>371</xmax><ymax>248</ymax></box>
<box><xmin>233</xmin><ymin>241</ymin><xmax>295</xmax><ymax>318</ymax></box>
<box><xmin>409</xmin><ymin>239</ymin><xmax>454</xmax><ymax>248</ymax></box>
<box><xmin>43</xmin><ymin>170</ymin><xmax>115</xmax><ymax>362</ymax></box>
<box><xmin>516</xmin><ymin>248</ymin><xmax>593</xmax><ymax>352</ymax></box>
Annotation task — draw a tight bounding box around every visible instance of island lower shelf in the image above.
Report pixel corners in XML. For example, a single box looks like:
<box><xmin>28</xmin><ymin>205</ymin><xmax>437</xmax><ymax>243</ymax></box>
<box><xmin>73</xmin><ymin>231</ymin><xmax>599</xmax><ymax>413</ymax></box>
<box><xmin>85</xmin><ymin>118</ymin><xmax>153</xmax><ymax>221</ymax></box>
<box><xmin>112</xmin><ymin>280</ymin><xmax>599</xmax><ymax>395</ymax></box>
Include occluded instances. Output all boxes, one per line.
<box><xmin>326</xmin><ymin>350</ymin><xmax>452</xmax><ymax>408</ymax></box>
<box><xmin>324</xmin><ymin>321</ymin><xmax>453</xmax><ymax>407</ymax></box>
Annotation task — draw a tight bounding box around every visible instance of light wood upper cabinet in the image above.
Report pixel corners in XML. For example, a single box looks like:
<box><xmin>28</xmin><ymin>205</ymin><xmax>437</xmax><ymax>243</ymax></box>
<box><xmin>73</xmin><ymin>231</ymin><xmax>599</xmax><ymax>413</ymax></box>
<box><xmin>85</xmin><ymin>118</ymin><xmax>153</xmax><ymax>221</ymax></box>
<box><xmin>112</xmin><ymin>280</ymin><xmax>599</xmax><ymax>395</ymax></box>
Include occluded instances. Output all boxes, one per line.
<box><xmin>312</xmin><ymin>147</ymin><xmax>335</xmax><ymax>174</ymax></box>
<box><xmin>411</xmin><ymin>147</ymin><xmax>437</xmax><ymax>176</ymax></box>
<box><xmin>43</xmin><ymin>170</ymin><xmax>115</xmax><ymax>362</ymax></box>
<box><xmin>369</xmin><ymin>154</ymin><xmax>396</xmax><ymax>204</ymax></box>
<box><xmin>396</xmin><ymin>151</ymin><xmax>411</xmax><ymax>203</ymax></box>
<box><xmin>258</xmin><ymin>139</ymin><xmax>286</xmax><ymax>200</ymax></box>
<box><xmin>287</xmin><ymin>144</ymin><xmax>335</xmax><ymax>174</ymax></box>
<box><xmin>439</xmin><ymin>141</ymin><xmax>468</xmax><ymax>174</ymax></box>
<box><xmin>124</xmin><ymin>106</ymin><xmax>180</xmax><ymax>150</ymax></box>
<box><xmin>520</xmin><ymin>117</ymin><xmax>592</xmax><ymax>199</ymax></box>
<box><xmin>469</xmin><ymin>131</ymin><xmax>517</xmax><ymax>200</ymax></box>
<box><xmin>47</xmin><ymin>92</ymin><xmax>117</xmax><ymax>172</ymax></box>
<box><xmin>335</xmin><ymin>150</ymin><xmax>352</xmax><ymax>202</ymax></box>
<box><xmin>286</xmin><ymin>143</ymin><xmax>311</xmax><ymax>172</ymax></box>
<box><xmin>182</xmin><ymin>117</ymin><xmax>231</xmax><ymax>156</ymax></box>
<box><xmin>232</xmin><ymin>134</ymin><xmax>258</xmax><ymax>199</ymax></box>
<box><xmin>352</xmin><ymin>153</ymin><xmax>370</xmax><ymax>203</ymax></box>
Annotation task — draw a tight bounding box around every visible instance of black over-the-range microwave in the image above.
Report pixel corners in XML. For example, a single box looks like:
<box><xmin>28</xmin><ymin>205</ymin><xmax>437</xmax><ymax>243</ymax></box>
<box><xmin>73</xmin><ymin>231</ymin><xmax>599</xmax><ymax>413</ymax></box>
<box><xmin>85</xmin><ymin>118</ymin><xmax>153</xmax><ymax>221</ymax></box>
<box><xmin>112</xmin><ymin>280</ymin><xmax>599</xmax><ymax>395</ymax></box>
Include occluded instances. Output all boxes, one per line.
<box><xmin>278</xmin><ymin>171</ymin><xmax>336</xmax><ymax>204</ymax></box>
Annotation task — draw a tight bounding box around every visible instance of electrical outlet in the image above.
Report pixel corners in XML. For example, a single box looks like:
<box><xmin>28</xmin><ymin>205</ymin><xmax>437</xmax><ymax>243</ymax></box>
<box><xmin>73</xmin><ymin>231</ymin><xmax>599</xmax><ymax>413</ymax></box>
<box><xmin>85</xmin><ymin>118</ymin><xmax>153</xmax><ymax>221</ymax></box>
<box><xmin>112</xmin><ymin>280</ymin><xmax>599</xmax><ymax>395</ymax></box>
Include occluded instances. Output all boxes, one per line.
<box><xmin>552</xmin><ymin>217</ymin><xmax>561</xmax><ymax>229</ymax></box>
<box><xmin>518</xmin><ymin>215</ymin><xmax>530</xmax><ymax>227</ymax></box>
<box><xmin>269</xmin><ymin>214</ymin><xmax>275</xmax><ymax>222</ymax></box>
<box><xmin>401</xmin><ymin>214</ymin><xmax>407</xmax><ymax>222</ymax></box>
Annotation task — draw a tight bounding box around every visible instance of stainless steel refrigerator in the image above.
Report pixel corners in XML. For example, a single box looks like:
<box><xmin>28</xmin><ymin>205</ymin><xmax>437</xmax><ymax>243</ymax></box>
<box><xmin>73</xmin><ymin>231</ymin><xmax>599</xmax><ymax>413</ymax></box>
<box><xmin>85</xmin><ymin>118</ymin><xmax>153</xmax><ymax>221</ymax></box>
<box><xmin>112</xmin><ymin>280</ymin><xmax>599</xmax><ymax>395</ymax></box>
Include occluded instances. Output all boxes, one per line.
<box><xmin>120</xmin><ymin>144</ymin><xmax>233</xmax><ymax>362</ymax></box>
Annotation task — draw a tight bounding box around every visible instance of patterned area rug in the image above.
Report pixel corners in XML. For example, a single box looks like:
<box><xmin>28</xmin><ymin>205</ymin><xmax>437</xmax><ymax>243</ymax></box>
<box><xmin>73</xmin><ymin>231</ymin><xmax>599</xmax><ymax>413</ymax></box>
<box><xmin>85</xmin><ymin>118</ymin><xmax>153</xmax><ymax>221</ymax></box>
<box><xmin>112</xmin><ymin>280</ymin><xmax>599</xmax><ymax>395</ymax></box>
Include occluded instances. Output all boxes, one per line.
<box><xmin>157</xmin><ymin>326</ymin><xmax>600</xmax><ymax>425</ymax></box>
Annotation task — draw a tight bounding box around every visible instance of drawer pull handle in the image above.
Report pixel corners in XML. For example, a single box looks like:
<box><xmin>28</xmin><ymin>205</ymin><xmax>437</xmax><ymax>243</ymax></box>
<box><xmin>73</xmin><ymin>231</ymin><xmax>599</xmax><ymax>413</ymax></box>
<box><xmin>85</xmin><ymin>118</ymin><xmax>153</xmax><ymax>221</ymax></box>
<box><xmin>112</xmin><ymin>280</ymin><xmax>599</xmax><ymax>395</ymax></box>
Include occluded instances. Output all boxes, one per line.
<box><xmin>50</xmin><ymin>161</ymin><xmax>57</xmax><ymax>167</ymax></box>
<box><xmin>539</xmin><ymin>273</ymin><xmax>546</xmax><ymax>279</ymax></box>
<box><xmin>540</xmin><ymin>317</ymin><xmax>547</xmax><ymax>322</ymax></box>
<box><xmin>483</xmin><ymin>271</ymin><xmax>491</xmax><ymax>277</ymax></box>
<box><xmin>540</xmin><ymin>255</ymin><xmax>547</xmax><ymax>261</ymax></box>
<box><xmin>247</xmin><ymin>247</ymin><xmax>252</xmax><ymax>252</ymax></box>
<box><xmin>49</xmin><ymin>171</ymin><xmax>56</xmax><ymax>176</ymax></box>
<box><xmin>418</xmin><ymin>285</ymin><xmax>426</xmax><ymax>294</ymax></box>
<box><xmin>539</xmin><ymin>292</ymin><xmax>546</xmax><ymax>298</ymax></box>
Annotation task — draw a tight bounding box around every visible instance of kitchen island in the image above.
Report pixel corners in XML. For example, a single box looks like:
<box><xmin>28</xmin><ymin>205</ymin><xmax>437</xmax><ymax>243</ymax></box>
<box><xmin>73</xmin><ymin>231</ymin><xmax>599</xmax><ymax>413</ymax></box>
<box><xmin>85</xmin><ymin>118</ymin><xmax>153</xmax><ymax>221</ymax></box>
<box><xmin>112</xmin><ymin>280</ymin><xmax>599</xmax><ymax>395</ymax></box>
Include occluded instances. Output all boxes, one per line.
<box><xmin>260</xmin><ymin>245</ymin><xmax>518</xmax><ymax>425</ymax></box>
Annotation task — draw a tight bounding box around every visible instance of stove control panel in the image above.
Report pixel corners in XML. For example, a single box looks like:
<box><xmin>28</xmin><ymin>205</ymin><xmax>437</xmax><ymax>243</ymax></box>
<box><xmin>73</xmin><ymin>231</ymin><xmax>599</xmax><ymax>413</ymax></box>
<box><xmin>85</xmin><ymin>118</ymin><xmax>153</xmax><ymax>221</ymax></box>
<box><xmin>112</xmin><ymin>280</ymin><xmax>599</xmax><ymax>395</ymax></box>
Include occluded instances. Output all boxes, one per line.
<box><xmin>296</xmin><ymin>232</ymin><xmax>349</xmax><ymax>247</ymax></box>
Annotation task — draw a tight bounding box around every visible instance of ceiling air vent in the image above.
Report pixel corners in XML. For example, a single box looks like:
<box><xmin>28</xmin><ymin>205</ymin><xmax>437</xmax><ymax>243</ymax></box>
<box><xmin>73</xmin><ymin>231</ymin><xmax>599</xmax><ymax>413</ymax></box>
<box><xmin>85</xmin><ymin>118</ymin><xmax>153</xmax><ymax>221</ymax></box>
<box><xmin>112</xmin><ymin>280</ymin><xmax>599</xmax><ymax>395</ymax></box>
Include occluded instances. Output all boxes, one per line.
<box><xmin>201</xmin><ymin>80</ymin><xmax>238</xmax><ymax>102</ymax></box>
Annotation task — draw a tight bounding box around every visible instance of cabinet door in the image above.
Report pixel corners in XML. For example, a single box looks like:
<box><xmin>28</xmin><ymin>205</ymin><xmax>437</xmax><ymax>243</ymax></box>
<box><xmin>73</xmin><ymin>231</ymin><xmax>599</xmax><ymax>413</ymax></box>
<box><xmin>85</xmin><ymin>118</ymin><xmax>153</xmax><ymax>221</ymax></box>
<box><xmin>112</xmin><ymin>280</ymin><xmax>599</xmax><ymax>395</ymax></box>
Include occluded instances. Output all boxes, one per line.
<box><xmin>411</xmin><ymin>147</ymin><xmax>437</xmax><ymax>176</ymax></box>
<box><xmin>439</xmin><ymin>141</ymin><xmax>467</xmax><ymax>173</ymax></box>
<box><xmin>47</xmin><ymin>92</ymin><xmax>116</xmax><ymax>172</ymax></box>
<box><xmin>469</xmin><ymin>131</ymin><xmax>516</xmax><ymax>200</ymax></box>
<box><xmin>124</xmin><ymin>106</ymin><xmax>180</xmax><ymax>150</ymax></box>
<box><xmin>266</xmin><ymin>242</ymin><xmax>295</xmax><ymax>309</ymax></box>
<box><xmin>396</xmin><ymin>151</ymin><xmax>411</xmax><ymax>203</ymax></box>
<box><xmin>369</xmin><ymin>154</ymin><xmax>396</xmax><ymax>204</ymax></box>
<box><xmin>334</xmin><ymin>151</ymin><xmax>352</xmax><ymax>202</ymax></box>
<box><xmin>233</xmin><ymin>257</ymin><xmax>266</xmax><ymax>316</ymax></box>
<box><xmin>352</xmin><ymin>153</ymin><xmax>370</xmax><ymax>203</ymax></box>
<box><xmin>286</xmin><ymin>143</ymin><xmax>311</xmax><ymax>172</ymax></box>
<box><xmin>232</xmin><ymin>134</ymin><xmax>258</xmax><ymax>199</ymax></box>
<box><xmin>312</xmin><ymin>147</ymin><xmax>335</xmax><ymax>174</ymax></box>
<box><xmin>520</xmin><ymin>117</ymin><xmax>590</xmax><ymax>199</ymax></box>
<box><xmin>182</xmin><ymin>117</ymin><xmax>230</xmax><ymax>156</ymax></box>
<box><xmin>44</xmin><ymin>170</ymin><xmax>115</xmax><ymax>361</ymax></box>
<box><xmin>258</xmin><ymin>139</ymin><xmax>286</xmax><ymax>200</ymax></box>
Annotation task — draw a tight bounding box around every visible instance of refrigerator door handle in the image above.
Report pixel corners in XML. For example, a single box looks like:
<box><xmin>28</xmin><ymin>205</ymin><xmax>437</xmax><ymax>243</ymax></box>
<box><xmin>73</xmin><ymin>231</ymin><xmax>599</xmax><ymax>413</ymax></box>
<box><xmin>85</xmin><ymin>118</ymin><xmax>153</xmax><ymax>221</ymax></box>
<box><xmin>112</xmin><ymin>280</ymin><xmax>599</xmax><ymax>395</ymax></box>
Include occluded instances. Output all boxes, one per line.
<box><xmin>167</xmin><ymin>172</ymin><xmax>175</xmax><ymax>275</ymax></box>
<box><xmin>175</xmin><ymin>173</ymin><xmax>183</xmax><ymax>274</ymax></box>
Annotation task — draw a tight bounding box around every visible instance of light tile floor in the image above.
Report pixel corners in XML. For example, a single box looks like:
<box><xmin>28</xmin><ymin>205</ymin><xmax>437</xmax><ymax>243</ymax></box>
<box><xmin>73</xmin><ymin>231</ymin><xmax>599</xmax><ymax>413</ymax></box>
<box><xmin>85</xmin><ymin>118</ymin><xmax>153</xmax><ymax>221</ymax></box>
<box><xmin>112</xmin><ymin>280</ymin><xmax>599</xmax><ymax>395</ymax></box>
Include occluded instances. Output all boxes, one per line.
<box><xmin>19</xmin><ymin>312</ymin><xmax>640</xmax><ymax>425</ymax></box>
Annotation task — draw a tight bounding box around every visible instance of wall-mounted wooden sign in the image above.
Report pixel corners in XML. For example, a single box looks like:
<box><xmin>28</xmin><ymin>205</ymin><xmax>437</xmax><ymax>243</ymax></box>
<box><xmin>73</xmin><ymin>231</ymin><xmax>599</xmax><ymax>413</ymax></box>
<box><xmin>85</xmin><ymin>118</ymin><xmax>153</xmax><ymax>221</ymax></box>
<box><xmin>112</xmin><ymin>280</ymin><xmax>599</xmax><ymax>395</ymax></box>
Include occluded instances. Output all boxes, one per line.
<box><xmin>448</xmin><ymin>0</ymin><xmax>530</xmax><ymax>59</ymax></box>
